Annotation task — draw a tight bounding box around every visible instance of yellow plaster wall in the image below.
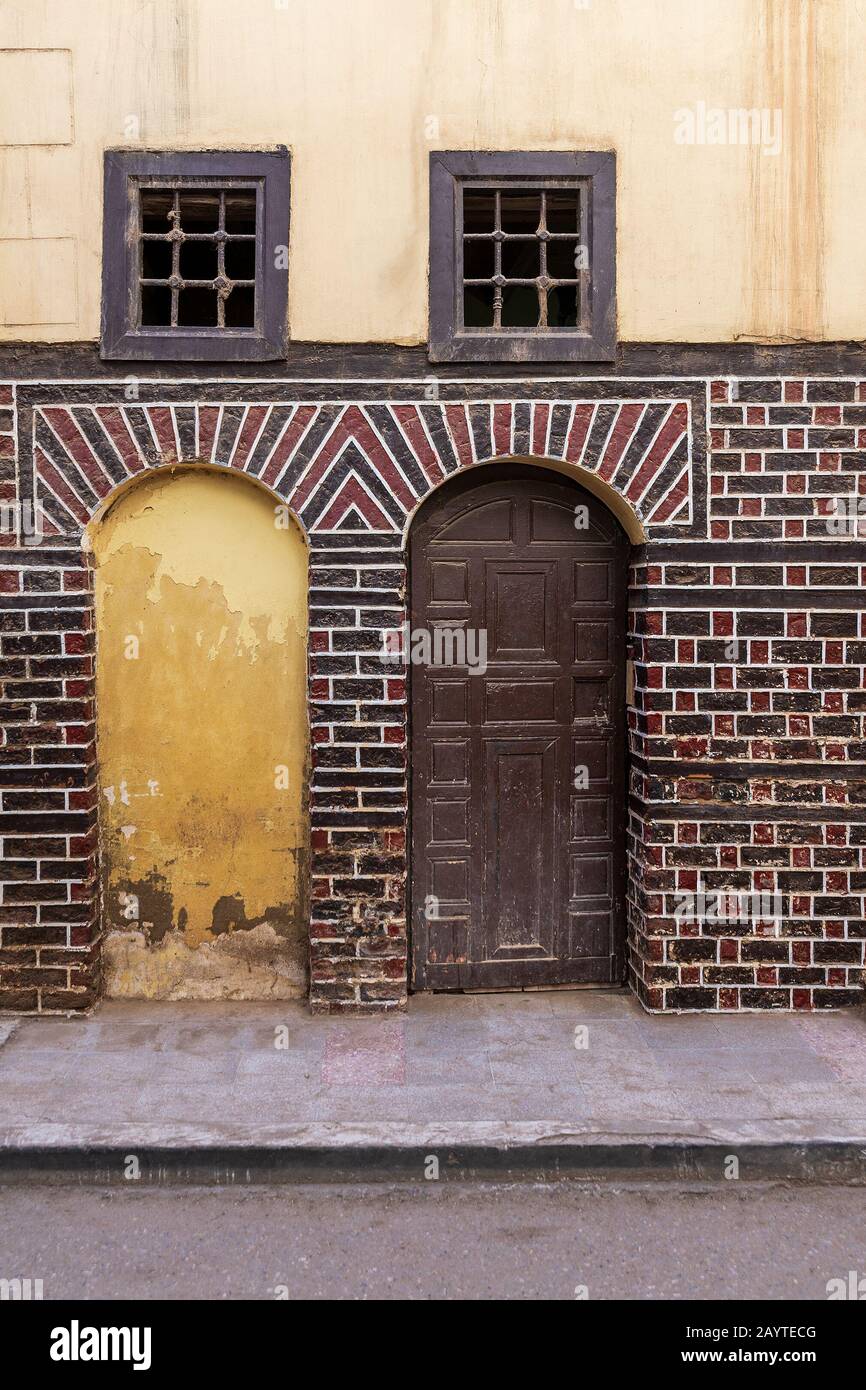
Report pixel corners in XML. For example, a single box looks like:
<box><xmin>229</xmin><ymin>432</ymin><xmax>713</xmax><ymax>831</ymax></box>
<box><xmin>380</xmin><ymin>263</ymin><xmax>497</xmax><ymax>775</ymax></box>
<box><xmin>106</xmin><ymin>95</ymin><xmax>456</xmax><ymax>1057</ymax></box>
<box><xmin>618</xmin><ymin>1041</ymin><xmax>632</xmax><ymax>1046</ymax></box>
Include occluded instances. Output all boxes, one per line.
<box><xmin>89</xmin><ymin>467</ymin><xmax>309</xmax><ymax>999</ymax></box>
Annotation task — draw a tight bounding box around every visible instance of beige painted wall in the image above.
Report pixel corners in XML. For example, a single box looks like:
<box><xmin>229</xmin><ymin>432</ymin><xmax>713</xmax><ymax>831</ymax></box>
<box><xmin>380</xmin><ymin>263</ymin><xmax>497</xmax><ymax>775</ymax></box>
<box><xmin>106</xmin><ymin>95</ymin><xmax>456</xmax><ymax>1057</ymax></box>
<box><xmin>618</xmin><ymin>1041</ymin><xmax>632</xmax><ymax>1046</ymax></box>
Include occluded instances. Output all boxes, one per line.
<box><xmin>89</xmin><ymin>467</ymin><xmax>309</xmax><ymax>999</ymax></box>
<box><xmin>0</xmin><ymin>0</ymin><xmax>862</xmax><ymax>344</ymax></box>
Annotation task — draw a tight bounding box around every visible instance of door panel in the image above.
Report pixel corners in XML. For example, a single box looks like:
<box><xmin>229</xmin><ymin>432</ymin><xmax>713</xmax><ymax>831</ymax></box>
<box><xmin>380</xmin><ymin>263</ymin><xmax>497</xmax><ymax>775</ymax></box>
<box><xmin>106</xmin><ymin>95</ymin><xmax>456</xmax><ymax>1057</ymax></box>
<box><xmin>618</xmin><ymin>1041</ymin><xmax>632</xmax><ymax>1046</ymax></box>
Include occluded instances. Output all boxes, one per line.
<box><xmin>411</xmin><ymin>464</ymin><xmax>627</xmax><ymax>991</ymax></box>
<box><xmin>483</xmin><ymin>737</ymin><xmax>557</xmax><ymax>957</ymax></box>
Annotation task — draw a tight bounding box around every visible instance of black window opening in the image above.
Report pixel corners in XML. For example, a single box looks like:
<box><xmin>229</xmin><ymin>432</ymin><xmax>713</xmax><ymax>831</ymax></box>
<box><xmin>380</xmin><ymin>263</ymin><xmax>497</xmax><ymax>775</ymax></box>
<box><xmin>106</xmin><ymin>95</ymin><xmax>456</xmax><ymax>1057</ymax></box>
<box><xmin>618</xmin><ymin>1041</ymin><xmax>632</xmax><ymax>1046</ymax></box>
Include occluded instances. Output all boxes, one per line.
<box><xmin>429</xmin><ymin>151</ymin><xmax>616</xmax><ymax>364</ymax></box>
<box><xmin>101</xmin><ymin>150</ymin><xmax>290</xmax><ymax>362</ymax></box>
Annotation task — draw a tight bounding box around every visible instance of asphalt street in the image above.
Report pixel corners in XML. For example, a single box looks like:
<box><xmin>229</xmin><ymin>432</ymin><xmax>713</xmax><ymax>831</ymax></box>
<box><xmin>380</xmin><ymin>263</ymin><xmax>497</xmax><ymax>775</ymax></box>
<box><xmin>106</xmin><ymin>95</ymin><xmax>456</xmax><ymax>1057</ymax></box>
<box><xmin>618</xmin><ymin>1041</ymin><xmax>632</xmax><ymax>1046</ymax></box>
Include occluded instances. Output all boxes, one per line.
<box><xmin>1</xmin><ymin>1180</ymin><xmax>864</xmax><ymax>1300</ymax></box>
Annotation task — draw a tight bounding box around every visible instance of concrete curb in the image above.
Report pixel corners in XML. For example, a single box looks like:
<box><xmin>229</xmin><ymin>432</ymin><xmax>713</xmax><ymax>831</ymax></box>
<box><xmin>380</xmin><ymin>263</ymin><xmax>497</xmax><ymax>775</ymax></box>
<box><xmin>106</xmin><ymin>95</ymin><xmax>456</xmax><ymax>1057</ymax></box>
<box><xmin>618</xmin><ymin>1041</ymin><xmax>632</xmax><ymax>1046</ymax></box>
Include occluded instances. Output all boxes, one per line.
<box><xmin>2</xmin><ymin>1123</ymin><xmax>866</xmax><ymax>1184</ymax></box>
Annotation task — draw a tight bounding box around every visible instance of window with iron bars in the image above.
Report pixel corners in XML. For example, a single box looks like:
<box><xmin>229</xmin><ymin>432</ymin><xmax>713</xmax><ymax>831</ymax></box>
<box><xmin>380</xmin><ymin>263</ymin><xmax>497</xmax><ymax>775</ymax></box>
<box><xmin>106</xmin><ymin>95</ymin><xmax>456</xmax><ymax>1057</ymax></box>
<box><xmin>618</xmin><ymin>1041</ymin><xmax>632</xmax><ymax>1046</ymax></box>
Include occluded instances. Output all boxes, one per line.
<box><xmin>429</xmin><ymin>151</ymin><xmax>616</xmax><ymax>363</ymax></box>
<box><xmin>101</xmin><ymin>150</ymin><xmax>289</xmax><ymax>361</ymax></box>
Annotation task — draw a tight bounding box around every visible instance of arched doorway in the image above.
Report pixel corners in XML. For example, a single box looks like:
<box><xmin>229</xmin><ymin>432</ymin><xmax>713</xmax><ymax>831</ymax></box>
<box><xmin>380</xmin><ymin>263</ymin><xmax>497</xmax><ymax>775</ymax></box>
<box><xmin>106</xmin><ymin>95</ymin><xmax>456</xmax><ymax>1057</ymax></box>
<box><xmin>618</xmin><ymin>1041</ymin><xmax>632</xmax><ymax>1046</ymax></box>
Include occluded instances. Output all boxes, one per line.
<box><xmin>88</xmin><ymin>466</ymin><xmax>309</xmax><ymax>999</ymax></box>
<box><xmin>409</xmin><ymin>462</ymin><xmax>628</xmax><ymax>991</ymax></box>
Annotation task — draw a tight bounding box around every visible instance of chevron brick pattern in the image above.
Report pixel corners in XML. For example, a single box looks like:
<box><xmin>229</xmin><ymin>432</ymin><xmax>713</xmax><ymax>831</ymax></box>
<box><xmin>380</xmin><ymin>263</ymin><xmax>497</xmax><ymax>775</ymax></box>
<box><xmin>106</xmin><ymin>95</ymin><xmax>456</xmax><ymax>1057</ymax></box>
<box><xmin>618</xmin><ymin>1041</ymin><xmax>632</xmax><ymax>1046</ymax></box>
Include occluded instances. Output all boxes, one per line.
<box><xmin>32</xmin><ymin>397</ymin><xmax>694</xmax><ymax>538</ymax></box>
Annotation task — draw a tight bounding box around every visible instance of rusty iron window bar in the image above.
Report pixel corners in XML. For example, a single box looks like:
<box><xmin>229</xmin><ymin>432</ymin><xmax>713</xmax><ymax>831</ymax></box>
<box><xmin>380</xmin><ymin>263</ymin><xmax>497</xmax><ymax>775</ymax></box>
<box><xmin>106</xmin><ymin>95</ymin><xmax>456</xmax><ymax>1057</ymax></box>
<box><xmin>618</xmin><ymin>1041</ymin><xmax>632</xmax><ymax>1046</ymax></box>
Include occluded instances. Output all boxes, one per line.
<box><xmin>101</xmin><ymin>150</ymin><xmax>289</xmax><ymax>362</ymax></box>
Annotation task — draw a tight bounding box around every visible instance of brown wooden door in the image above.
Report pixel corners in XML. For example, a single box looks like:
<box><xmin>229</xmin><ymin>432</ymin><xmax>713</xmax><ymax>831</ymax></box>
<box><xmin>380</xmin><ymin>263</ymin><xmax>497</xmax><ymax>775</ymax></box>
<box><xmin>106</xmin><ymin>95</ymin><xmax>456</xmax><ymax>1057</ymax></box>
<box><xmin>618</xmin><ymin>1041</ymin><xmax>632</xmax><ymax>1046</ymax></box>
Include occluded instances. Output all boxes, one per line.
<box><xmin>410</xmin><ymin>464</ymin><xmax>627</xmax><ymax>991</ymax></box>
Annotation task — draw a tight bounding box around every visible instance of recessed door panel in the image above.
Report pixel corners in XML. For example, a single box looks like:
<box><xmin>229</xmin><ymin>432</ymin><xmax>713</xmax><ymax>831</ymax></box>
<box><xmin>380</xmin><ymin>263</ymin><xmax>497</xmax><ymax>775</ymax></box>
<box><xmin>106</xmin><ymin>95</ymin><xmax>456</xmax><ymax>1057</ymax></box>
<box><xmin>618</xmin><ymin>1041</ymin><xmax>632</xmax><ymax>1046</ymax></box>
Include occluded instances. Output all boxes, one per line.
<box><xmin>430</xmin><ymin>739</ymin><xmax>468</xmax><ymax>785</ymax></box>
<box><xmin>484</xmin><ymin>679</ymin><xmax>557</xmax><ymax>724</ymax></box>
<box><xmin>411</xmin><ymin>464</ymin><xmax>627</xmax><ymax>991</ymax></box>
<box><xmin>430</xmin><ymin>559</ymin><xmax>470</xmax><ymax>604</ymax></box>
<box><xmin>483</xmin><ymin>738</ymin><xmax>556</xmax><ymax>956</ymax></box>
<box><xmin>430</xmin><ymin>680</ymin><xmax>469</xmax><ymax>725</ymax></box>
<box><xmin>430</xmin><ymin>799</ymin><xmax>470</xmax><ymax>845</ymax></box>
<box><xmin>574</xmin><ymin>560</ymin><xmax>612</xmax><ymax>603</ymax></box>
<box><xmin>487</xmin><ymin>562</ymin><xmax>557</xmax><ymax>662</ymax></box>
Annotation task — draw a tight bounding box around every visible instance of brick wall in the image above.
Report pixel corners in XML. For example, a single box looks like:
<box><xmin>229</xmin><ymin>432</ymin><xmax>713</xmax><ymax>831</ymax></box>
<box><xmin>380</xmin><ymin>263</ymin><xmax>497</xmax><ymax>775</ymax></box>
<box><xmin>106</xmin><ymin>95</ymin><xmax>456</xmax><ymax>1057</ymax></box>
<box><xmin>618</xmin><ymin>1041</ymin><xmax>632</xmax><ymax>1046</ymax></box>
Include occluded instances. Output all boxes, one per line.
<box><xmin>0</xmin><ymin>546</ymin><xmax>98</xmax><ymax>1012</ymax></box>
<box><xmin>0</xmin><ymin>367</ymin><xmax>862</xmax><ymax>1014</ymax></box>
<box><xmin>629</xmin><ymin>376</ymin><xmax>866</xmax><ymax>1009</ymax></box>
<box><xmin>308</xmin><ymin>532</ymin><xmax>408</xmax><ymax>1012</ymax></box>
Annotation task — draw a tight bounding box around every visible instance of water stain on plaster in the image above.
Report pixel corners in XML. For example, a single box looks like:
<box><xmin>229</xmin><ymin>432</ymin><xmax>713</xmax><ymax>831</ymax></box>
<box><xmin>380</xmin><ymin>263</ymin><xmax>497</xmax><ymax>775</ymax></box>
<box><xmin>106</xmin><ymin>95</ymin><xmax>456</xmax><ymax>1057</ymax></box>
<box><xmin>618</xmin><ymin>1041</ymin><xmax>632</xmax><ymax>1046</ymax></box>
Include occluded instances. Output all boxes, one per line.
<box><xmin>745</xmin><ymin>0</ymin><xmax>826</xmax><ymax>339</ymax></box>
<box><xmin>89</xmin><ymin>467</ymin><xmax>310</xmax><ymax>1000</ymax></box>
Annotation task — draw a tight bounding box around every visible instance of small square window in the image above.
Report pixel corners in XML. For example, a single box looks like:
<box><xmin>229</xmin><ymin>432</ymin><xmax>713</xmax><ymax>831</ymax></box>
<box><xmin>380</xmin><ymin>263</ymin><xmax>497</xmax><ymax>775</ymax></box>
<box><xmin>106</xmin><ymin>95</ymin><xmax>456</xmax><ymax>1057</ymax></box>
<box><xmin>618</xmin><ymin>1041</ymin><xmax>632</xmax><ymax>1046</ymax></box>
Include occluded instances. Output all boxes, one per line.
<box><xmin>429</xmin><ymin>151</ymin><xmax>616</xmax><ymax>363</ymax></box>
<box><xmin>101</xmin><ymin>149</ymin><xmax>290</xmax><ymax>361</ymax></box>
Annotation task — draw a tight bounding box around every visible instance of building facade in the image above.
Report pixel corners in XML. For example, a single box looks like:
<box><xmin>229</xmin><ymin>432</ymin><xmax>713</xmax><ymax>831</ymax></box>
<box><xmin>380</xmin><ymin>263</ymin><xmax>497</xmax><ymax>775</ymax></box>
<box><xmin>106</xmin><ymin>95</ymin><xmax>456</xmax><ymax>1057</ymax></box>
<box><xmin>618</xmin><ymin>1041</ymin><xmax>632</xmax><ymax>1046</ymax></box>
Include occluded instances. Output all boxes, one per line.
<box><xmin>0</xmin><ymin>0</ymin><xmax>863</xmax><ymax>1016</ymax></box>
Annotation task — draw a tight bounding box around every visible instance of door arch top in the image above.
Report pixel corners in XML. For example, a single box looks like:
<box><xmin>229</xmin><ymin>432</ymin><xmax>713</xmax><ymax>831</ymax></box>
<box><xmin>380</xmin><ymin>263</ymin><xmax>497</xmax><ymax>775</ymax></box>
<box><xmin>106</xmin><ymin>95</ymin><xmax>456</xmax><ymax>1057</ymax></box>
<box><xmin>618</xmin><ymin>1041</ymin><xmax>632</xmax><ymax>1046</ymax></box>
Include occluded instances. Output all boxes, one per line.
<box><xmin>402</xmin><ymin>454</ymin><xmax>645</xmax><ymax>546</ymax></box>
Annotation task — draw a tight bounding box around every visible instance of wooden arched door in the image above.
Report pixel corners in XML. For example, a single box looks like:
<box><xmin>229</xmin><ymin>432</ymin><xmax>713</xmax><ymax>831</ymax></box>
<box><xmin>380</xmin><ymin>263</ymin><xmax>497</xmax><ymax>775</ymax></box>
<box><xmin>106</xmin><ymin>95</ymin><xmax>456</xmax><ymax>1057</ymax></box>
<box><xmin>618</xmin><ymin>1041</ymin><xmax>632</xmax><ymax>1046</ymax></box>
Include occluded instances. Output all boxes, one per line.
<box><xmin>410</xmin><ymin>464</ymin><xmax>628</xmax><ymax>991</ymax></box>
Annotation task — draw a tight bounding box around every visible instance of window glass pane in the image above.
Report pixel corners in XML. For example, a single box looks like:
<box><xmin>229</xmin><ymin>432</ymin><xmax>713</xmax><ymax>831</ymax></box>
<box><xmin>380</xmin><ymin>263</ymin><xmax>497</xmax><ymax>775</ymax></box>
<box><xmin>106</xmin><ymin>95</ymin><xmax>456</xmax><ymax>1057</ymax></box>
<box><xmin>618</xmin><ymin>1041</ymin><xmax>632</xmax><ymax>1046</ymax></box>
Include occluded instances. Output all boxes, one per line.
<box><xmin>177</xmin><ymin>287</ymin><xmax>219</xmax><ymax>326</ymax></box>
<box><xmin>463</xmin><ymin>189</ymin><xmax>495</xmax><ymax>234</ymax></box>
<box><xmin>225</xmin><ymin>285</ymin><xmax>255</xmax><ymax>327</ymax></box>
<box><xmin>225</xmin><ymin>239</ymin><xmax>256</xmax><ymax>280</ymax></box>
<box><xmin>141</xmin><ymin>240</ymin><xmax>171</xmax><ymax>279</ymax></box>
<box><xmin>141</xmin><ymin>284</ymin><xmax>172</xmax><ymax>325</ymax></box>
<box><xmin>140</xmin><ymin>190</ymin><xmax>173</xmax><ymax>232</ymax></box>
<box><xmin>501</xmin><ymin>239</ymin><xmax>540</xmax><ymax>279</ymax></box>
<box><xmin>179</xmin><ymin>240</ymin><xmax>218</xmax><ymax>280</ymax></box>
<box><xmin>547</xmin><ymin>285</ymin><xmax>578</xmax><ymax>327</ymax></box>
<box><xmin>501</xmin><ymin>284</ymin><xmax>540</xmax><ymax>327</ymax></box>
<box><xmin>463</xmin><ymin>238</ymin><xmax>494</xmax><ymax>279</ymax></box>
<box><xmin>463</xmin><ymin>283</ymin><xmax>495</xmax><ymax>327</ymax></box>
<box><xmin>224</xmin><ymin>192</ymin><xmax>256</xmax><ymax>234</ymax></box>
<box><xmin>547</xmin><ymin>239</ymin><xmax>579</xmax><ymax>280</ymax></box>
<box><xmin>546</xmin><ymin>191</ymin><xmax>579</xmax><ymax>233</ymax></box>
<box><xmin>500</xmin><ymin>192</ymin><xmax>540</xmax><ymax>235</ymax></box>
<box><xmin>177</xmin><ymin>191</ymin><xmax>220</xmax><ymax>232</ymax></box>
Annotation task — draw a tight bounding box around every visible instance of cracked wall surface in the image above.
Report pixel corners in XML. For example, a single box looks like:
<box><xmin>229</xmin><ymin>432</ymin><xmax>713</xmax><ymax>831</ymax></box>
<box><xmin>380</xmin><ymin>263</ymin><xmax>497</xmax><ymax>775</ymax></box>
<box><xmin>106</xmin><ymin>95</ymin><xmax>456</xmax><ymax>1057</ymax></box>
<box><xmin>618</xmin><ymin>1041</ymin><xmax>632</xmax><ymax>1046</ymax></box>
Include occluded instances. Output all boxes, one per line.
<box><xmin>89</xmin><ymin>466</ymin><xmax>309</xmax><ymax>999</ymax></box>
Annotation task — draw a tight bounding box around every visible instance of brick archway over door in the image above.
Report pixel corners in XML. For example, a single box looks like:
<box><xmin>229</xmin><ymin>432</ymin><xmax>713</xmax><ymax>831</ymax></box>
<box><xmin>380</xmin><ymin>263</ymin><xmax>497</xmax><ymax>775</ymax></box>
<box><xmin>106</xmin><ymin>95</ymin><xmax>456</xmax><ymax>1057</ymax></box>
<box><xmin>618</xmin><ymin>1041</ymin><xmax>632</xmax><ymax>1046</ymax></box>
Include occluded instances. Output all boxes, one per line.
<box><xmin>410</xmin><ymin>463</ymin><xmax>629</xmax><ymax>991</ymax></box>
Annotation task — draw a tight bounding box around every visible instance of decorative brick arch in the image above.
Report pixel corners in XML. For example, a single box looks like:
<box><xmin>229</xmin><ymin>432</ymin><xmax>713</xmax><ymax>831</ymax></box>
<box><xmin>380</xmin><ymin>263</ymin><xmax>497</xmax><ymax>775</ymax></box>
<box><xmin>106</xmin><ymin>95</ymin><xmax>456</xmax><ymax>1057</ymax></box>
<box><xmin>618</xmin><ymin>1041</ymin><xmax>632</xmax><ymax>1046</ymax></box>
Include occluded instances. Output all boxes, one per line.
<box><xmin>32</xmin><ymin>395</ymin><xmax>696</xmax><ymax>543</ymax></box>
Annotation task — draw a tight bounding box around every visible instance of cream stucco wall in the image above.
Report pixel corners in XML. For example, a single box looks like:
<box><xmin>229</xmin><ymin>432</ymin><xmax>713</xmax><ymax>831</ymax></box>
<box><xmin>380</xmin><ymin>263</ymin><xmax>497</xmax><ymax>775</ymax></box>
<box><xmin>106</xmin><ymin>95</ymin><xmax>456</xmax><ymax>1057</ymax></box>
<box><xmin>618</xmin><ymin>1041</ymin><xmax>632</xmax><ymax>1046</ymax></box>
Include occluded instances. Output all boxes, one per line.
<box><xmin>0</xmin><ymin>0</ymin><xmax>861</xmax><ymax>344</ymax></box>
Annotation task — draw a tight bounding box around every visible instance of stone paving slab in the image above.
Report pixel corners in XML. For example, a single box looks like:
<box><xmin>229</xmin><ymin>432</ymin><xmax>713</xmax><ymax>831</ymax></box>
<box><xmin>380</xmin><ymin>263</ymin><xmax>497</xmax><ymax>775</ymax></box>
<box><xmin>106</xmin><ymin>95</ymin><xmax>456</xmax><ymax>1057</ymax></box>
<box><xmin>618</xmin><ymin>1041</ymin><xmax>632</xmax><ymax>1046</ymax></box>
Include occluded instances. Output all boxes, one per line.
<box><xmin>1</xmin><ymin>991</ymin><xmax>866</xmax><ymax>1177</ymax></box>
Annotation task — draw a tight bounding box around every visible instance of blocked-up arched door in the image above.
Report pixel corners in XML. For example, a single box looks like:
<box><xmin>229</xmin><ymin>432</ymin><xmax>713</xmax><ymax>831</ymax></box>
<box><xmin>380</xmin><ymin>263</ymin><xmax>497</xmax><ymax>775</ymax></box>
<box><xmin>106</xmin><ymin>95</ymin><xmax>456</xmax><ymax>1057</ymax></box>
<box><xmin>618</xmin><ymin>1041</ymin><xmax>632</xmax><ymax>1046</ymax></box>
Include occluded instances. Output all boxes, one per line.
<box><xmin>90</xmin><ymin>467</ymin><xmax>309</xmax><ymax>1000</ymax></box>
<box><xmin>410</xmin><ymin>464</ymin><xmax>628</xmax><ymax>991</ymax></box>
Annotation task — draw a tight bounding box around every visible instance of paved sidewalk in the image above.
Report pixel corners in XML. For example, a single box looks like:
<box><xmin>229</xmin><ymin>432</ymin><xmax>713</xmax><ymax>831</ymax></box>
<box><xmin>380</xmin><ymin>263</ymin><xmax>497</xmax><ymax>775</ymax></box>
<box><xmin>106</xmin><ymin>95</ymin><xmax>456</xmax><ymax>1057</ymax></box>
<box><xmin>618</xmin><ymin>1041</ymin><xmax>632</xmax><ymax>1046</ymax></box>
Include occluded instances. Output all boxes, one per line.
<box><xmin>2</xmin><ymin>988</ymin><xmax>866</xmax><ymax>1142</ymax></box>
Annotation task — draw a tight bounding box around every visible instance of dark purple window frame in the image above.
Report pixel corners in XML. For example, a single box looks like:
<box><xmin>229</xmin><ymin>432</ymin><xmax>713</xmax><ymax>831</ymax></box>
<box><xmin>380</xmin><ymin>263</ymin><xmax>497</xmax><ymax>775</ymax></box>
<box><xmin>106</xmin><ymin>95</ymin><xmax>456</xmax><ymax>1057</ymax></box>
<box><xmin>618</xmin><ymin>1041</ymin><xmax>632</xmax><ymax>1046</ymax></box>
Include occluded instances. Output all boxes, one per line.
<box><xmin>100</xmin><ymin>148</ymin><xmax>290</xmax><ymax>362</ymax></box>
<box><xmin>428</xmin><ymin>150</ymin><xmax>616</xmax><ymax>364</ymax></box>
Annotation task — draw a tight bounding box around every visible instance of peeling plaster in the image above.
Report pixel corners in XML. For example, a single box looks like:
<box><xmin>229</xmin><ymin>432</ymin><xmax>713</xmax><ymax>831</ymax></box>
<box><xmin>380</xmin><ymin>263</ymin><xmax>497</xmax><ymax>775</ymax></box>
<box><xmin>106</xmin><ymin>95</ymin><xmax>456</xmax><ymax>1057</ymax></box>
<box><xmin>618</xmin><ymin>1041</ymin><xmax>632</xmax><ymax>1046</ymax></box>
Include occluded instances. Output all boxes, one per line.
<box><xmin>103</xmin><ymin>922</ymin><xmax>306</xmax><ymax>1001</ymax></box>
<box><xmin>91</xmin><ymin>468</ymin><xmax>310</xmax><ymax>999</ymax></box>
